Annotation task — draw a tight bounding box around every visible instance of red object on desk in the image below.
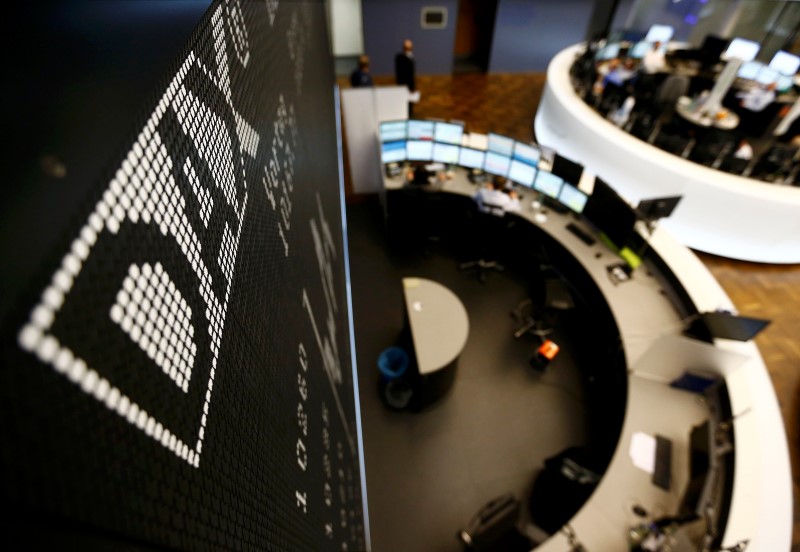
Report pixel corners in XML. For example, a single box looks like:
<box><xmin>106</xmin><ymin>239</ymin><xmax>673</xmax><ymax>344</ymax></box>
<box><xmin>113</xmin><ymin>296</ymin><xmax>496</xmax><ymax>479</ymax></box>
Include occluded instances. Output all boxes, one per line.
<box><xmin>538</xmin><ymin>340</ymin><xmax>560</xmax><ymax>361</ymax></box>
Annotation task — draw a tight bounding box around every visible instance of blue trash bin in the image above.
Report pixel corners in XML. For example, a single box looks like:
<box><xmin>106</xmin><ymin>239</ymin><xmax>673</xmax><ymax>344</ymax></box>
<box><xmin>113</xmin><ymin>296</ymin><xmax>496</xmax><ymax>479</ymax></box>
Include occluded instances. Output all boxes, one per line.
<box><xmin>378</xmin><ymin>347</ymin><xmax>409</xmax><ymax>381</ymax></box>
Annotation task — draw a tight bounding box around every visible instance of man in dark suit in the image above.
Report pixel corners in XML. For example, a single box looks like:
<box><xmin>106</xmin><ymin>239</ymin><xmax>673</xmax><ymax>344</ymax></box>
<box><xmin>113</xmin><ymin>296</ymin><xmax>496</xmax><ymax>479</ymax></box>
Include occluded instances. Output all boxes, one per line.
<box><xmin>350</xmin><ymin>55</ymin><xmax>373</xmax><ymax>88</ymax></box>
<box><xmin>395</xmin><ymin>39</ymin><xmax>416</xmax><ymax>116</ymax></box>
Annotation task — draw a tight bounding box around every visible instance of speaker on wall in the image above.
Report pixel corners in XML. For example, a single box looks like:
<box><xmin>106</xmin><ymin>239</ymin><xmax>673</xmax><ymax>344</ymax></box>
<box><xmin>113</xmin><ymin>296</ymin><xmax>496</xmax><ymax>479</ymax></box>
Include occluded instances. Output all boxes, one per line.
<box><xmin>1</xmin><ymin>1</ymin><xmax>366</xmax><ymax>550</ymax></box>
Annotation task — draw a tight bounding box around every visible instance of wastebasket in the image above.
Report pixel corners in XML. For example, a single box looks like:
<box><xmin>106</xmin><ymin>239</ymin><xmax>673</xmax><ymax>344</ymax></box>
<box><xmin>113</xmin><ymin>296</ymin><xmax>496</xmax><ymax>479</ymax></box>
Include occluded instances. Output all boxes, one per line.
<box><xmin>377</xmin><ymin>346</ymin><xmax>409</xmax><ymax>381</ymax></box>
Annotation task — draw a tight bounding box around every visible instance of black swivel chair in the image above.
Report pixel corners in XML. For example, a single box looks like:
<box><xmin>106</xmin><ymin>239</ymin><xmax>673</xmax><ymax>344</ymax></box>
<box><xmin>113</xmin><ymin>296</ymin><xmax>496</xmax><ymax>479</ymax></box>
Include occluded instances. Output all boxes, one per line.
<box><xmin>459</xmin><ymin>201</ymin><xmax>508</xmax><ymax>283</ymax></box>
<box><xmin>457</xmin><ymin>494</ymin><xmax>534</xmax><ymax>552</ymax></box>
<box><xmin>511</xmin><ymin>276</ymin><xmax>574</xmax><ymax>340</ymax></box>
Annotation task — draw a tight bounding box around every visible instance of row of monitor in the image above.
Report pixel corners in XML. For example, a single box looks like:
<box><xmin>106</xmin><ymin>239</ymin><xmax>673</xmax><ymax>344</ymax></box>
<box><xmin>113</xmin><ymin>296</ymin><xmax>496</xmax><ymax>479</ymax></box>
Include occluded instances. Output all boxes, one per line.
<box><xmin>380</xmin><ymin>119</ymin><xmax>464</xmax><ymax>145</ymax></box>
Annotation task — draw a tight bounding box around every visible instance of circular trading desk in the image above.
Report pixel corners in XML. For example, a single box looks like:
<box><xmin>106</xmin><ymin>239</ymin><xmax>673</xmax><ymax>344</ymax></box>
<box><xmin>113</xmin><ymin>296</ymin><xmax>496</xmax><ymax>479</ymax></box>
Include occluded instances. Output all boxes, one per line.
<box><xmin>535</xmin><ymin>44</ymin><xmax>800</xmax><ymax>264</ymax></box>
<box><xmin>383</xmin><ymin>169</ymin><xmax>791</xmax><ymax>551</ymax></box>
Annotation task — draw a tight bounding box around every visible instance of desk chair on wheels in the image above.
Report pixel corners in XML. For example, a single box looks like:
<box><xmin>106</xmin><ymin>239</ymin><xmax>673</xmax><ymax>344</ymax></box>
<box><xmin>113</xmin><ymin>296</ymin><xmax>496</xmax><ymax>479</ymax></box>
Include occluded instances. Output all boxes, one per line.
<box><xmin>511</xmin><ymin>277</ymin><xmax>574</xmax><ymax>340</ymax></box>
<box><xmin>459</xmin><ymin>202</ymin><xmax>508</xmax><ymax>283</ymax></box>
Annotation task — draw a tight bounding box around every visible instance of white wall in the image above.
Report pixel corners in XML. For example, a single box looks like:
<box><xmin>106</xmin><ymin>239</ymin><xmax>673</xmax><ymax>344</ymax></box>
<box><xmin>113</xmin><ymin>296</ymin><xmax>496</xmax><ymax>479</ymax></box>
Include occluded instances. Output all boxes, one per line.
<box><xmin>329</xmin><ymin>0</ymin><xmax>364</xmax><ymax>56</ymax></box>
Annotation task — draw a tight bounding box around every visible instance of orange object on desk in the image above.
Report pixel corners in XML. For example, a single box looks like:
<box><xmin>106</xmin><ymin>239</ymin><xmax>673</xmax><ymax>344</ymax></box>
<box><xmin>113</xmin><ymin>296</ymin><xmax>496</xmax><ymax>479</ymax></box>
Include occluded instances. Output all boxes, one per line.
<box><xmin>537</xmin><ymin>340</ymin><xmax>560</xmax><ymax>361</ymax></box>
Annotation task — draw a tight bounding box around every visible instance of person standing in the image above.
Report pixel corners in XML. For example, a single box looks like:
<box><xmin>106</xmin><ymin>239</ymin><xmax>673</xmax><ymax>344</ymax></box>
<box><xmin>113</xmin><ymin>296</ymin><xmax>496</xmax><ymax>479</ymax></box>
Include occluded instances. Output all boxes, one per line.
<box><xmin>350</xmin><ymin>55</ymin><xmax>373</xmax><ymax>88</ymax></box>
<box><xmin>395</xmin><ymin>39</ymin><xmax>416</xmax><ymax>116</ymax></box>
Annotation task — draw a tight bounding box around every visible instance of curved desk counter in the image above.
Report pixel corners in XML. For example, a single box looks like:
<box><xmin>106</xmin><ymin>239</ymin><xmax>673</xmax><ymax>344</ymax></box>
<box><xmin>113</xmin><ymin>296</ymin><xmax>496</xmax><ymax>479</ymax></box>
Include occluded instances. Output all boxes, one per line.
<box><xmin>535</xmin><ymin>44</ymin><xmax>800</xmax><ymax>264</ymax></box>
<box><xmin>383</xmin><ymin>170</ymin><xmax>791</xmax><ymax>550</ymax></box>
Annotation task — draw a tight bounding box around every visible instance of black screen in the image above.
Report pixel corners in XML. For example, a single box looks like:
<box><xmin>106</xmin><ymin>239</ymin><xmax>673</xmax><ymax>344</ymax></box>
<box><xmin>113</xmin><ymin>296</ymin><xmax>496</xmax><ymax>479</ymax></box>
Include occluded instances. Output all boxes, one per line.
<box><xmin>1</xmin><ymin>2</ymin><xmax>365</xmax><ymax>550</ymax></box>
<box><xmin>637</xmin><ymin>196</ymin><xmax>683</xmax><ymax>221</ymax></box>
<box><xmin>582</xmin><ymin>178</ymin><xmax>637</xmax><ymax>249</ymax></box>
<box><xmin>701</xmin><ymin>312</ymin><xmax>771</xmax><ymax>342</ymax></box>
<box><xmin>551</xmin><ymin>153</ymin><xmax>584</xmax><ymax>186</ymax></box>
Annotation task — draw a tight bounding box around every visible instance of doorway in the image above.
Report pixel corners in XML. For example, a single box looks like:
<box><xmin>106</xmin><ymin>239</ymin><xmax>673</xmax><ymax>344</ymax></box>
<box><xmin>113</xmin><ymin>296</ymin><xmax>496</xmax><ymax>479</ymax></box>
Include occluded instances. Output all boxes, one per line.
<box><xmin>453</xmin><ymin>0</ymin><xmax>498</xmax><ymax>73</ymax></box>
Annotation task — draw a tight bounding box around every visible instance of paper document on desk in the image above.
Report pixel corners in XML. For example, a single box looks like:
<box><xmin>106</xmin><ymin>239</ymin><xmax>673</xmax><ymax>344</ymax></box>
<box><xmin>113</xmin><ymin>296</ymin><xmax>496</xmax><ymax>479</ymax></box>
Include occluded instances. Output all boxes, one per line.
<box><xmin>630</xmin><ymin>432</ymin><xmax>656</xmax><ymax>474</ymax></box>
<box><xmin>409</xmin><ymin>91</ymin><xmax>421</xmax><ymax>103</ymax></box>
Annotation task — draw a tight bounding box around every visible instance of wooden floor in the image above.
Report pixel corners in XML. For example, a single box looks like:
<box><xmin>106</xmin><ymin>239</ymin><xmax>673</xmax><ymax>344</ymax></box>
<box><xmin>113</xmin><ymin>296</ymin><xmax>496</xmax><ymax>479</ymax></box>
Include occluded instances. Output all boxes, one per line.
<box><xmin>340</xmin><ymin>71</ymin><xmax>800</xmax><ymax>548</ymax></box>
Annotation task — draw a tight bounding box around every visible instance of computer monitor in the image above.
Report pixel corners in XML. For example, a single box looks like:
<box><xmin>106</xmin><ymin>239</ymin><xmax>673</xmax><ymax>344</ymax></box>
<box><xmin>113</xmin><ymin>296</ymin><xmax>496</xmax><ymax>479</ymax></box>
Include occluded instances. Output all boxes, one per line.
<box><xmin>434</xmin><ymin>121</ymin><xmax>464</xmax><ymax>145</ymax></box>
<box><xmin>406</xmin><ymin>139</ymin><xmax>433</xmax><ymax>161</ymax></box>
<box><xmin>776</xmin><ymin>74</ymin><xmax>795</xmax><ymax>92</ymax></box>
<box><xmin>558</xmin><ymin>184</ymin><xmax>589</xmax><ymax>213</ymax></box>
<box><xmin>582</xmin><ymin>177</ymin><xmax>637</xmax><ymax>248</ymax></box>
<box><xmin>508</xmin><ymin>160</ymin><xmax>537</xmax><ymax>187</ymax></box>
<box><xmin>432</xmin><ymin>142</ymin><xmax>460</xmax><ymax>164</ymax></box>
<box><xmin>533</xmin><ymin>171</ymin><xmax>563</xmax><ymax>199</ymax></box>
<box><xmin>512</xmin><ymin>141</ymin><xmax>541</xmax><ymax>167</ymax></box>
<box><xmin>637</xmin><ymin>195</ymin><xmax>682</xmax><ymax>221</ymax></box>
<box><xmin>722</xmin><ymin>38</ymin><xmax>759</xmax><ymax>62</ymax></box>
<box><xmin>551</xmin><ymin>153</ymin><xmax>584</xmax><ymax>186</ymax></box>
<box><xmin>644</xmin><ymin>24</ymin><xmax>674</xmax><ymax>44</ymax></box>
<box><xmin>769</xmin><ymin>50</ymin><xmax>800</xmax><ymax>76</ymax></box>
<box><xmin>595</xmin><ymin>42</ymin><xmax>620</xmax><ymax>61</ymax></box>
<box><xmin>487</xmin><ymin>133</ymin><xmax>514</xmax><ymax>157</ymax></box>
<box><xmin>381</xmin><ymin>140</ymin><xmax>407</xmax><ymax>164</ymax></box>
<box><xmin>407</xmin><ymin>119</ymin><xmax>435</xmax><ymax>140</ymax></box>
<box><xmin>629</xmin><ymin>41</ymin><xmax>652</xmax><ymax>59</ymax></box>
<box><xmin>698</xmin><ymin>35</ymin><xmax>728</xmax><ymax>67</ymax></box>
<box><xmin>698</xmin><ymin>311</ymin><xmax>770</xmax><ymax>341</ymax></box>
<box><xmin>737</xmin><ymin>60</ymin><xmax>763</xmax><ymax>81</ymax></box>
<box><xmin>756</xmin><ymin>66</ymin><xmax>780</xmax><ymax>86</ymax></box>
<box><xmin>483</xmin><ymin>151</ymin><xmax>511</xmax><ymax>176</ymax></box>
<box><xmin>458</xmin><ymin>147</ymin><xmax>485</xmax><ymax>170</ymax></box>
<box><xmin>379</xmin><ymin>120</ymin><xmax>407</xmax><ymax>142</ymax></box>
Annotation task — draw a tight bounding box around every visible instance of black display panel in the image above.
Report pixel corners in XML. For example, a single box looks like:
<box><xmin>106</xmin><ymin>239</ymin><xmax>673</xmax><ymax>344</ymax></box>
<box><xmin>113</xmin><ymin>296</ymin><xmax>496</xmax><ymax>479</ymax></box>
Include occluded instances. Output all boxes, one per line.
<box><xmin>583</xmin><ymin>178</ymin><xmax>637</xmax><ymax>249</ymax></box>
<box><xmin>1</xmin><ymin>2</ymin><xmax>366</xmax><ymax>551</ymax></box>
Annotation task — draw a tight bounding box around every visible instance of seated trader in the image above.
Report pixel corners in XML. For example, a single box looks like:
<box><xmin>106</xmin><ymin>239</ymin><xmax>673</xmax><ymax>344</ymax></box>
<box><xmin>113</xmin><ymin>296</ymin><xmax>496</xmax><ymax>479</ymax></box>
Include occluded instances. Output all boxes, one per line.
<box><xmin>641</xmin><ymin>41</ymin><xmax>667</xmax><ymax>74</ymax></box>
<box><xmin>406</xmin><ymin>161</ymin><xmax>432</xmax><ymax>185</ymax></box>
<box><xmin>473</xmin><ymin>177</ymin><xmax>520</xmax><ymax>215</ymax></box>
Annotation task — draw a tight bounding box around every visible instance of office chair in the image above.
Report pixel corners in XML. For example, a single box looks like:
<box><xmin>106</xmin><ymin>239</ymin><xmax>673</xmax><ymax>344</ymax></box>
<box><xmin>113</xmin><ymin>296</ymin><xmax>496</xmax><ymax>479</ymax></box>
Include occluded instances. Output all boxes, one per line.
<box><xmin>459</xmin><ymin>202</ymin><xmax>508</xmax><ymax>283</ymax></box>
<box><xmin>457</xmin><ymin>494</ymin><xmax>534</xmax><ymax>552</ymax></box>
<box><xmin>717</xmin><ymin>155</ymin><xmax>749</xmax><ymax>176</ymax></box>
<box><xmin>750</xmin><ymin>143</ymin><xmax>798</xmax><ymax>182</ymax></box>
<box><xmin>511</xmin><ymin>277</ymin><xmax>574</xmax><ymax>340</ymax></box>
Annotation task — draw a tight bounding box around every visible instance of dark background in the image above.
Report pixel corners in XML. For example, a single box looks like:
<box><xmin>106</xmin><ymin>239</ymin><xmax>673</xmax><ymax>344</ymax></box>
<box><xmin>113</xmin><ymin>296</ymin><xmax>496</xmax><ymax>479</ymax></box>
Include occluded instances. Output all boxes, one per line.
<box><xmin>1</xmin><ymin>2</ymin><xmax>365</xmax><ymax>550</ymax></box>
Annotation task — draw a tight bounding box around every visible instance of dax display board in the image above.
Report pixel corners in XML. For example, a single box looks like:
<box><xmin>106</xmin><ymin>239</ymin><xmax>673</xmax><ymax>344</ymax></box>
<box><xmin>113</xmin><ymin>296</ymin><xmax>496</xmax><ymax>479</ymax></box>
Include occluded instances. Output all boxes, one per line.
<box><xmin>0</xmin><ymin>1</ymin><xmax>365</xmax><ymax>551</ymax></box>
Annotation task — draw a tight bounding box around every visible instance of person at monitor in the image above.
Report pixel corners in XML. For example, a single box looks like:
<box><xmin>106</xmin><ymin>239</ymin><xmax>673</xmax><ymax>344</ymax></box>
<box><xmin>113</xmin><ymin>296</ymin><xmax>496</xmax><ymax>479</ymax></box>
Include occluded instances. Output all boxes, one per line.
<box><xmin>473</xmin><ymin>178</ymin><xmax>520</xmax><ymax>215</ymax></box>
<box><xmin>642</xmin><ymin>41</ymin><xmax>667</xmax><ymax>74</ymax></box>
<box><xmin>350</xmin><ymin>55</ymin><xmax>373</xmax><ymax>87</ymax></box>
<box><xmin>406</xmin><ymin>162</ymin><xmax>431</xmax><ymax>185</ymax></box>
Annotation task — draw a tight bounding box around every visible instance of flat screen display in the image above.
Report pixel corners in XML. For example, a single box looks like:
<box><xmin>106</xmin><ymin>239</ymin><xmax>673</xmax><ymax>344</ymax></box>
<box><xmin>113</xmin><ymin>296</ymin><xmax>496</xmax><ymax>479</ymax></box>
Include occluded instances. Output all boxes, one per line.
<box><xmin>723</xmin><ymin>38</ymin><xmax>760</xmax><ymax>62</ymax></box>
<box><xmin>407</xmin><ymin>119</ymin><xmax>435</xmax><ymax>140</ymax></box>
<box><xmin>737</xmin><ymin>61</ymin><xmax>763</xmax><ymax>80</ymax></box>
<box><xmin>407</xmin><ymin>139</ymin><xmax>433</xmax><ymax>161</ymax></box>
<box><xmin>483</xmin><ymin>151</ymin><xmax>511</xmax><ymax>176</ymax></box>
<box><xmin>558</xmin><ymin>184</ymin><xmax>589</xmax><ymax>213</ymax></box>
<box><xmin>512</xmin><ymin>141</ymin><xmax>540</xmax><ymax>166</ymax></box>
<box><xmin>644</xmin><ymin>24</ymin><xmax>674</xmax><ymax>44</ymax></box>
<box><xmin>776</xmin><ymin>74</ymin><xmax>795</xmax><ymax>92</ymax></box>
<box><xmin>380</xmin><ymin>120</ymin><xmax>406</xmax><ymax>142</ymax></box>
<box><xmin>551</xmin><ymin>153</ymin><xmax>583</xmax><ymax>186</ymax></box>
<box><xmin>756</xmin><ymin>66</ymin><xmax>779</xmax><ymax>86</ymax></box>
<box><xmin>582</xmin><ymin>178</ymin><xmax>637</xmax><ymax>248</ymax></box>
<box><xmin>487</xmin><ymin>133</ymin><xmax>514</xmax><ymax>157</ymax></box>
<box><xmin>769</xmin><ymin>50</ymin><xmax>800</xmax><ymax>76</ymax></box>
<box><xmin>508</xmin><ymin>160</ymin><xmax>537</xmax><ymax>187</ymax></box>
<box><xmin>432</xmin><ymin>142</ymin><xmax>460</xmax><ymax>164</ymax></box>
<box><xmin>458</xmin><ymin>147</ymin><xmax>485</xmax><ymax>169</ymax></box>
<box><xmin>700</xmin><ymin>312</ymin><xmax>770</xmax><ymax>341</ymax></box>
<box><xmin>596</xmin><ymin>43</ymin><xmax>620</xmax><ymax>61</ymax></box>
<box><xmin>629</xmin><ymin>41</ymin><xmax>651</xmax><ymax>59</ymax></box>
<box><xmin>381</xmin><ymin>140</ymin><xmax>407</xmax><ymax>163</ymax></box>
<box><xmin>534</xmin><ymin>171</ymin><xmax>564</xmax><ymax>199</ymax></box>
<box><xmin>434</xmin><ymin>122</ymin><xmax>464</xmax><ymax>145</ymax></box>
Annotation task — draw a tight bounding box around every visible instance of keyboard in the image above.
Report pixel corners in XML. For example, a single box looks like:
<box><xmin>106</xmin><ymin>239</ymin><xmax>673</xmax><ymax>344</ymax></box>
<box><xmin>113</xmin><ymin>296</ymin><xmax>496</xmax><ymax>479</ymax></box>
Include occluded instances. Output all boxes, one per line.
<box><xmin>652</xmin><ymin>435</ymin><xmax>673</xmax><ymax>491</ymax></box>
<box><xmin>566</xmin><ymin>222</ymin><xmax>596</xmax><ymax>245</ymax></box>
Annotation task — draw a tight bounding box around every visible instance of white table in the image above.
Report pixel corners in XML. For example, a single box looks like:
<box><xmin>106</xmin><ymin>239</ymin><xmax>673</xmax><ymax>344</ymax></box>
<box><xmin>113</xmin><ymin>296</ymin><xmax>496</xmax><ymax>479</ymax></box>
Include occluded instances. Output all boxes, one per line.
<box><xmin>535</xmin><ymin>44</ymin><xmax>800</xmax><ymax>264</ymax></box>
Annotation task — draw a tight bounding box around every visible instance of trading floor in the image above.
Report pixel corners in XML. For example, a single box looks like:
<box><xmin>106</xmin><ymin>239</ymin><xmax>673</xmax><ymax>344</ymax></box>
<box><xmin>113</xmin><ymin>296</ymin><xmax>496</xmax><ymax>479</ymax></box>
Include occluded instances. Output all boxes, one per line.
<box><xmin>340</xmin><ymin>71</ymin><xmax>800</xmax><ymax>549</ymax></box>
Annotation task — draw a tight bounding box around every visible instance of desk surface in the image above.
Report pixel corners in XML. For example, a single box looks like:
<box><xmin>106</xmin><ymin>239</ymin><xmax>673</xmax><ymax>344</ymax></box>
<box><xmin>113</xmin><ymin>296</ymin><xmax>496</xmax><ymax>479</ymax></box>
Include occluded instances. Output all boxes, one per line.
<box><xmin>675</xmin><ymin>96</ymin><xmax>740</xmax><ymax>130</ymax></box>
<box><xmin>384</xmin><ymin>168</ymin><xmax>791</xmax><ymax>551</ymax></box>
<box><xmin>402</xmin><ymin>278</ymin><xmax>469</xmax><ymax>375</ymax></box>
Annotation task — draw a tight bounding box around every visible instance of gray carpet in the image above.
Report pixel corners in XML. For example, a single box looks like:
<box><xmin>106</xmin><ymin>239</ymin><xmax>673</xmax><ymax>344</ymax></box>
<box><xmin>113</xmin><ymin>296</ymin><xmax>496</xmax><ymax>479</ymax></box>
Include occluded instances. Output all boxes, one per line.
<box><xmin>346</xmin><ymin>200</ymin><xmax>590</xmax><ymax>552</ymax></box>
